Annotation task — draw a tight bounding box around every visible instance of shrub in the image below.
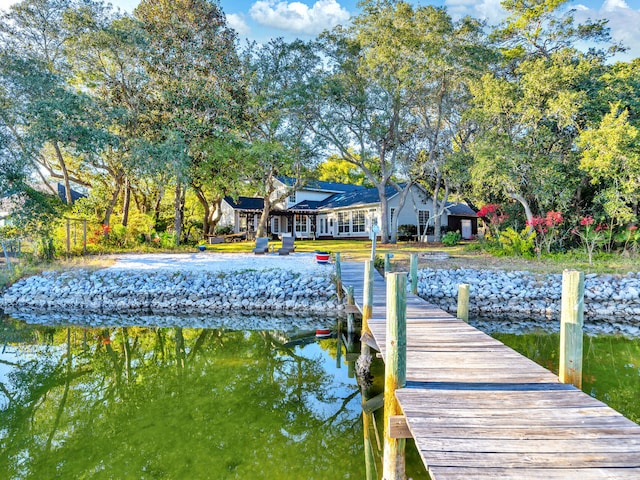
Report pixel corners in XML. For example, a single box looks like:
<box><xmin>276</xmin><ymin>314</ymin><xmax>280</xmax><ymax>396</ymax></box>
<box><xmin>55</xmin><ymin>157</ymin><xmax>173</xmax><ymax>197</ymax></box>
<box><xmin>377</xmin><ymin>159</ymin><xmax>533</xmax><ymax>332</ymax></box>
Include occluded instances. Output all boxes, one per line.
<box><xmin>499</xmin><ymin>227</ymin><xmax>535</xmax><ymax>258</ymax></box>
<box><xmin>397</xmin><ymin>224</ymin><xmax>417</xmax><ymax>240</ymax></box>
<box><xmin>215</xmin><ymin>224</ymin><xmax>234</xmax><ymax>235</ymax></box>
<box><xmin>442</xmin><ymin>231</ymin><xmax>461</xmax><ymax>247</ymax></box>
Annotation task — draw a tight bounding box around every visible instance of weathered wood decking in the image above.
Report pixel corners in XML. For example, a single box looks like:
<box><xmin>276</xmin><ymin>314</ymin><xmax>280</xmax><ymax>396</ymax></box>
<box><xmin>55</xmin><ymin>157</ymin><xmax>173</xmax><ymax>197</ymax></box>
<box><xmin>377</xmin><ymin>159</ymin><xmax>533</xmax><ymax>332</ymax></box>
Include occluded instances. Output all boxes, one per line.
<box><xmin>341</xmin><ymin>262</ymin><xmax>640</xmax><ymax>480</ymax></box>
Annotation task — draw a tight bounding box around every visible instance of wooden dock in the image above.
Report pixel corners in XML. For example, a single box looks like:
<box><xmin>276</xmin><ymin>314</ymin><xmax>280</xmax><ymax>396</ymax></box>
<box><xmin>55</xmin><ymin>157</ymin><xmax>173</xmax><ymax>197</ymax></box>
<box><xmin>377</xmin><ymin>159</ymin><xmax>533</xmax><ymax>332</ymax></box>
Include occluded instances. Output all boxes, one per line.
<box><xmin>341</xmin><ymin>262</ymin><xmax>640</xmax><ymax>479</ymax></box>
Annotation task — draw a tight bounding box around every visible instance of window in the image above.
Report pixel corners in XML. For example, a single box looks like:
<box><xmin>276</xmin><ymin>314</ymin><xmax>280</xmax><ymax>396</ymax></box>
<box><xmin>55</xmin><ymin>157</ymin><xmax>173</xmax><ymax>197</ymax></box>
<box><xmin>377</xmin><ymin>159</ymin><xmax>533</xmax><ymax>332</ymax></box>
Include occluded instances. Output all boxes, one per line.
<box><xmin>353</xmin><ymin>210</ymin><xmax>365</xmax><ymax>233</ymax></box>
<box><xmin>338</xmin><ymin>211</ymin><xmax>350</xmax><ymax>234</ymax></box>
<box><xmin>288</xmin><ymin>192</ymin><xmax>296</xmax><ymax>203</ymax></box>
<box><xmin>295</xmin><ymin>214</ymin><xmax>307</xmax><ymax>233</ymax></box>
<box><xmin>418</xmin><ymin>210</ymin><xmax>430</xmax><ymax>235</ymax></box>
<box><xmin>272</xmin><ymin>217</ymin><xmax>280</xmax><ymax>233</ymax></box>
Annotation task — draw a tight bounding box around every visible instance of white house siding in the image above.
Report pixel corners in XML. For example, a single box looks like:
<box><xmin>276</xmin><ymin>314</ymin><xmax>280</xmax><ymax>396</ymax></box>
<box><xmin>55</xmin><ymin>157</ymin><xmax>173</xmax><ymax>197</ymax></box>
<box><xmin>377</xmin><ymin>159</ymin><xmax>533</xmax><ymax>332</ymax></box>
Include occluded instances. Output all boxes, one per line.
<box><xmin>219</xmin><ymin>202</ymin><xmax>238</xmax><ymax>232</ymax></box>
<box><xmin>388</xmin><ymin>186</ymin><xmax>445</xmax><ymax>234</ymax></box>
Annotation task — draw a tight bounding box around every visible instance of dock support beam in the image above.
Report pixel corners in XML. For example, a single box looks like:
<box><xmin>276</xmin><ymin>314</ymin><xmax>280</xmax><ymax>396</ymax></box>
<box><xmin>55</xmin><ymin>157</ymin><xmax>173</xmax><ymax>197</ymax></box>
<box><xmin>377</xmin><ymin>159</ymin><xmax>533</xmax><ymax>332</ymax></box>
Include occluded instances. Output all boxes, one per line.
<box><xmin>409</xmin><ymin>253</ymin><xmax>418</xmax><ymax>295</ymax></box>
<box><xmin>560</xmin><ymin>270</ymin><xmax>585</xmax><ymax>389</ymax></box>
<box><xmin>383</xmin><ymin>273</ymin><xmax>407</xmax><ymax>480</ymax></box>
<box><xmin>346</xmin><ymin>285</ymin><xmax>355</xmax><ymax>335</ymax></box>
<box><xmin>457</xmin><ymin>283</ymin><xmax>470</xmax><ymax>323</ymax></box>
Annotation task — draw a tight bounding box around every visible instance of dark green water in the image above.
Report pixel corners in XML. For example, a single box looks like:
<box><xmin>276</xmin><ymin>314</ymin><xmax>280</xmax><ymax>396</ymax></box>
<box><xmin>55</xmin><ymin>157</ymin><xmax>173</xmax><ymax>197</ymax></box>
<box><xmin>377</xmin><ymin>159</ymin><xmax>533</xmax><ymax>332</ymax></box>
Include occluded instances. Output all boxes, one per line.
<box><xmin>492</xmin><ymin>330</ymin><xmax>640</xmax><ymax>424</ymax></box>
<box><xmin>0</xmin><ymin>317</ymin><xmax>428</xmax><ymax>479</ymax></box>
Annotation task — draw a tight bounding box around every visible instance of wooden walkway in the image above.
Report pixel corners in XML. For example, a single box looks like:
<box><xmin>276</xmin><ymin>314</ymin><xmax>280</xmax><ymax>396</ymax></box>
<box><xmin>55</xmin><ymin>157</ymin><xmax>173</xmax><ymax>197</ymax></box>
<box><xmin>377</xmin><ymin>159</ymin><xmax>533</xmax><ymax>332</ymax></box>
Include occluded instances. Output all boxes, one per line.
<box><xmin>341</xmin><ymin>262</ymin><xmax>640</xmax><ymax>480</ymax></box>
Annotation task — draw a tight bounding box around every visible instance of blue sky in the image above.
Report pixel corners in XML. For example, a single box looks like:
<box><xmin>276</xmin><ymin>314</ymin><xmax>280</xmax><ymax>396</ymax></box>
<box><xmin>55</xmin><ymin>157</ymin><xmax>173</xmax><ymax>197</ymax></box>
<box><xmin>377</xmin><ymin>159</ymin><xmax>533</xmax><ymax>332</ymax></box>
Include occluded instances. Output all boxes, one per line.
<box><xmin>1</xmin><ymin>0</ymin><xmax>638</xmax><ymax>59</ymax></box>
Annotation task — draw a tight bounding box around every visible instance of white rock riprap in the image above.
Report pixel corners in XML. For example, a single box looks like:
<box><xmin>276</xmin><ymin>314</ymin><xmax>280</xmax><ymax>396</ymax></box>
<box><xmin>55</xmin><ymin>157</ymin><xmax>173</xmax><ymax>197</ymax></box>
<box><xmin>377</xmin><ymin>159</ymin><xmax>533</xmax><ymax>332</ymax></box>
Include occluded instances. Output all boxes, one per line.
<box><xmin>0</xmin><ymin>264</ymin><xmax>341</xmax><ymax>316</ymax></box>
<box><xmin>417</xmin><ymin>268</ymin><xmax>640</xmax><ymax>323</ymax></box>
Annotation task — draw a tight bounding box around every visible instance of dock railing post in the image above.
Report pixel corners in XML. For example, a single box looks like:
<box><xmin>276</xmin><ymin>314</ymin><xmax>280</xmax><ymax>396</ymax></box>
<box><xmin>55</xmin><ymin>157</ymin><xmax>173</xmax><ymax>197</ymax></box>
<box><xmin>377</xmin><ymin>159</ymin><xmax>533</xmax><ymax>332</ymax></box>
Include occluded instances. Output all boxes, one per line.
<box><xmin>457</xmin><ymin>284</ymin><xmax>470</xmax><ymax>323</ymax></box>
<box><xmin>409</xmin><ymin>253</ymin><xmax>418</xmax><ymax>295</ymax></box>
<box><xmin>346</xmin><ymin>285</ymin><xmax>355</xmax><ymax>335</ymax></box>
<box><xmin>335</xmin><ymin>252</ymin><xmax>343</xmax><ymax>301</ymax></box>
<box><xmin>384</xmin><ymin>253</ymin><xmax>392</xmax><ymax>275</ymax></box>
<box><xmin>383</xmin><ymin>272</ymin><xmax>407</xmax><ymax>480</ymax></box>
<box><xmin>559</xmin><ymin>269</ymin><xmax>585</xmax><ymax>389</ymax></box>
<box><xmin>362</xmin><ymin>260</ymin><xmax>374</xmax><ymax>332</ymax></box>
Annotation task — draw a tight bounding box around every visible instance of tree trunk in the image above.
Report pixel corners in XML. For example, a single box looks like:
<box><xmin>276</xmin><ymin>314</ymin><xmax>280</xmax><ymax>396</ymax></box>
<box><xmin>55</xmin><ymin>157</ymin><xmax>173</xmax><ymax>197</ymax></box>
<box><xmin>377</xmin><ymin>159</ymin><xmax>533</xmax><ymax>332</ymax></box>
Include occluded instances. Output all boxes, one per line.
<box><xmin>433</xmin><ymin>182</ymin><xmax>450</xmax><ymax>242</ymax></box>
<box><xmin>154</xmin><ymin>185</ymin><xmax>164</xmax><ymax>225</ymax></box>
<box><xmin>208</xmin><ymin>197</ymin><xmax>222</xmax><ymax>235</ymax></box>
<box><xmin>378</xmin><ymin>184</ymin><xmax>390</xmax><ymax>243</ymax></box>
<box><xmin>194</xmin><ymin>187</ymin><xmax>211</xmax><ymax>237</ymax></box>
<box><xmin>103</xmin><ymin>174</ymin><xmax>123</xmax><ymax>226</ymax></box>
<box><xmin>52</xmin><ymin>140</ymin><xmax>73</xmax><ymax>205</ymax></box>
<box><xmin>508</xmin><ymin>191</ymin><xmax>534</xmax><ymax>232</ymax></box>
<box><xmin>174</xmin><ymin>182</ymin><xmax>185</xmax><ymax>245</ymax></box>
<box><xmin>122</xmin><ymin>178</ymin><xmax>131</xmax><ymax>227</ymax></box>
<box><xmin>256</xmin><ymin>195</ymin><xmax>272</xmax><ymax>238</ymax></box>
<box><xmin>390</xmin><ymin>183</ymin><xmax>413</xmax><ymax>243</ymax></box>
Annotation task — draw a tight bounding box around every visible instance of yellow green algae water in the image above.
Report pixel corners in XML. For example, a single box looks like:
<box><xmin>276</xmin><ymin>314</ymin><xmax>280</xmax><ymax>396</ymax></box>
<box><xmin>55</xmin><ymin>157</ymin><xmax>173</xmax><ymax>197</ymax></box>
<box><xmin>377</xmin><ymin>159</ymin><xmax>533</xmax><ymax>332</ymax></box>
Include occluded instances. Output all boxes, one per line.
<box><xmin>492</xmin><ymin>330</ymin><xmax>640</xmax><ymax>424</ymax></box>
<box><xmin>0</xmin><ymin>316</ymin><xmax>428</xmax><ymax>479</ymax></box>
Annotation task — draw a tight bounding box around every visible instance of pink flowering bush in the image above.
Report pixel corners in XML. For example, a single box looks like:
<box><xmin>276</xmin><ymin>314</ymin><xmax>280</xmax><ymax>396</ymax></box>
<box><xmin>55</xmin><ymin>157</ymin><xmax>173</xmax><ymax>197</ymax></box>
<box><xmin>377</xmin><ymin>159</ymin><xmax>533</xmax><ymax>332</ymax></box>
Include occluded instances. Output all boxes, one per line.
<box><xmin>477</xmin><ymin>203</ymin><xmax>509</xmax><ymax>240</ymax></box>
<box><xmin>526</xmin><ymin>210</ymin><xmax>564</xmax><ymax>257</ymax></box>
<box><xmin>572</xmin><ymin>216</ymin><xmax>606</xmax><ymax>264</ymax></box>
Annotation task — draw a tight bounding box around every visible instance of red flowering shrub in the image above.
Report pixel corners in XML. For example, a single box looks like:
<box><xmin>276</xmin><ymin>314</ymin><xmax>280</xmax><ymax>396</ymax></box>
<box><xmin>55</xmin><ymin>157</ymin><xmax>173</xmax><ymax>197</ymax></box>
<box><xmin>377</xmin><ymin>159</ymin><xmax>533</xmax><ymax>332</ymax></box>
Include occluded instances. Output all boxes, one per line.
<box><xmin>573</xmin><ymin>216</ymin><xmax>605</xmax><ymax>265</ymax></box>
<box><xmin>477</xmin><ymin>203</ymin><xmax>508</xmax><ymax>239</ymax></box>
<box><xmin>526</xmin><ymin>211</ymin><xmax>564</xmax><ymax>256</ymax></box>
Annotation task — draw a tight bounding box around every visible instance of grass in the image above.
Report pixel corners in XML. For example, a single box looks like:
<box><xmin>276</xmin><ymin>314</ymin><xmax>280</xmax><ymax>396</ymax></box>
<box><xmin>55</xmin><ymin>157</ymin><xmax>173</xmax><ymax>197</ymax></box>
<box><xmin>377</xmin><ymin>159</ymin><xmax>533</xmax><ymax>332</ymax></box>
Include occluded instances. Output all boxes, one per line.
<box><xmin>1</xmin><ymin>239</ymin><xmax>637</xmax><ymax>291</ymax></box>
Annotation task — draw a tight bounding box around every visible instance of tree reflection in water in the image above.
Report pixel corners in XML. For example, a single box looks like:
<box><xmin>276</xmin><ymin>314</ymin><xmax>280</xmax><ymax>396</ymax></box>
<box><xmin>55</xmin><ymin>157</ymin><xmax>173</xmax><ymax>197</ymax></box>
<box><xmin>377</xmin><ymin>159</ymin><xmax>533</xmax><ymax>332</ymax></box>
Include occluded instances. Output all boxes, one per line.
<box><xmin>0</xmin><ymin>317</ymin><xmax>364</xmax><ymax>479</ymax></box>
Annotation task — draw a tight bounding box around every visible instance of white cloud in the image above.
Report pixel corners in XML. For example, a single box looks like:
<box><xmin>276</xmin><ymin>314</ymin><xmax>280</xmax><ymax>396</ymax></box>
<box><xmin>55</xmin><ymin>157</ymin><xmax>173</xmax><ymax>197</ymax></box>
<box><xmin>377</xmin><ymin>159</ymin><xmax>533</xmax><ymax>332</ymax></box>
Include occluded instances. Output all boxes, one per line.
<box><xmin>249</xmin><ymin>0</ymin><xmax>350</xmax><ymax>35</ymax></box>
<box><xmin>227</xmin><ymin>13</ymin><xmax>252</xmax><ymax>37</ymax></box>
<box><xmin>0</xmin><ymin>1</ymin><xmax>19</xmax><ymax>11</ymax></box>
<box><xmin>573</xmin><ymin>0</ymin><xmax>640</xmax><ymax>60</ymax></box>
<box><xmin>445</xmin><ymin>0</ymin><xmax>507</xmax><ymax>26</ymax></box>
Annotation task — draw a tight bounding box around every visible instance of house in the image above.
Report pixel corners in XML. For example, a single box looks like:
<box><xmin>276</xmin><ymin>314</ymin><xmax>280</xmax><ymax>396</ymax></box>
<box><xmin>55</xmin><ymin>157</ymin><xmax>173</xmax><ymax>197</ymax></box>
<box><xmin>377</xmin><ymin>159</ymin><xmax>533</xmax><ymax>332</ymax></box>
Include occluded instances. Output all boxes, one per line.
<box><xmin>219</xmin><ymin>177</ymin><xmax>477</xmax><ymax>240</ymax></box>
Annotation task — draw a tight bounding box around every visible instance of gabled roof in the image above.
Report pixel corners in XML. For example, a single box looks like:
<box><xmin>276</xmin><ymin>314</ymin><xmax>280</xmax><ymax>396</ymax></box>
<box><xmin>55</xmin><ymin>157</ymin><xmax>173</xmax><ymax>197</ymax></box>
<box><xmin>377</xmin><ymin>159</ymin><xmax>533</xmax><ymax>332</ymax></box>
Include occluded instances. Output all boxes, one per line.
<box><xmin>318</xmin><ymin>184</ymin><xmax>399</xmax><ymax>210</ymax></box>
<box><xmin>223</xmin><ymin>196</ymin><xmax>264</xmax><ymax>211</ymax></box>
<box><xmin>290</xmin><ymin>199</ymin><xmax>325</xmax><ymax>210</ymax></box>
<box><xmin>445</xmin><ymin>202</ymin><xmax>477</xmax><ymax>217</ymax></box>
<box><xmin>57</xmin><ymin>184</ymin><xmax>86</xmax><ymax>204</ymax></box>
<box><xmin>277</xmin><ymin>176</ymin><xmax>365</xmax><ymax>194</ymax></box>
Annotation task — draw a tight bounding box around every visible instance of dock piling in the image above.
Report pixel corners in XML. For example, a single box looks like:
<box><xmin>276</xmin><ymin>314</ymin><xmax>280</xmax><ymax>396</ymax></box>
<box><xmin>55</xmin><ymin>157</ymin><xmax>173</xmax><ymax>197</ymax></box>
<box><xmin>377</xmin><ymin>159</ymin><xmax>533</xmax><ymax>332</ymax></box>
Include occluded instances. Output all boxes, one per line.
<box><xmin>457</xmin><ymin>284</ymin><xmax>470</xmax><ymax>323</ymax></box>
<box><xmin>384</xmin><ymin>253</ymin><xmax>392</xmax><ymax>275</ymax></box>
<box><xmin>409</xmin><ymin>253</ymin><xmax>418</xmax><ymax>294</ymax></box>
<box><xmin>335</xmin><ymin>253</ymin><xmax>343</xmax><ymax>301</ymax></box>
<box><xmin>363</xmin><ymin>260</ymin><xmax>374</xmax><ymax>330</ymax></box>
<box><xmin>383</xmin><ymin>273</ymin><xmax>407</xmax><ymax>480</ymax></box>
<box><xmin>559</xmin><ymin>269</ymin><xmax>585</xmax><ymax>389</ymax></box>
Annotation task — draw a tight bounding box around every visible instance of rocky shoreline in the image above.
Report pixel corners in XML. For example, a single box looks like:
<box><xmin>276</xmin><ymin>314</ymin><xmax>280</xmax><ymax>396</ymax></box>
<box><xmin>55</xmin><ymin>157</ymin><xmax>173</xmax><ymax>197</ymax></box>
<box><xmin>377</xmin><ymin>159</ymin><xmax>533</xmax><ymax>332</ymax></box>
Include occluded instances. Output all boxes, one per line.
<box><xmin>0</xmin><ymin>268</ymin><xmax>342</xmax><ymax>318</ymax></box>
<box><xmin>417</xmin><ymin>268</ymin><xmax>640</xmax><ymax>323</ymax></box>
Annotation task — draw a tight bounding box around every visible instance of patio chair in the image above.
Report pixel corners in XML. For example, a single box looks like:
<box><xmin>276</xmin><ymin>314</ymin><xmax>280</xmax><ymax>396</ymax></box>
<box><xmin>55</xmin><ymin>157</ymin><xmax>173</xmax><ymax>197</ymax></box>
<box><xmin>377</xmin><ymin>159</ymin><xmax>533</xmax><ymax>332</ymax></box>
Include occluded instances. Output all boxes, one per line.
<box><xmin>252</xmin><ymin>237</ymin><xmax>269</xmax><ymax>254</ymax></box>
<box><xmin>278</xmin><ymin>236</ymin><xmax>296</xmax><ymax>256</ymax></box>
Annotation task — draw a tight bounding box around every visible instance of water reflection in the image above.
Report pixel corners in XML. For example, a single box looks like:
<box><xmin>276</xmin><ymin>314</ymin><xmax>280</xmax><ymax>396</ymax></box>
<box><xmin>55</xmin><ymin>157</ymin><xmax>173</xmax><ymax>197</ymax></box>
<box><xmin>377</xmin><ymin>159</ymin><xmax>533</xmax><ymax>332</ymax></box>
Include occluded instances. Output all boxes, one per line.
<box><xmin>492</xmin><ymin>330</ymin><xmax>640</xmax><ymax>424</ymax></box>
<box><xmin>0</xmin><ymin>317</ymin><xmax>364</xmax><ymax>479</ymax></box>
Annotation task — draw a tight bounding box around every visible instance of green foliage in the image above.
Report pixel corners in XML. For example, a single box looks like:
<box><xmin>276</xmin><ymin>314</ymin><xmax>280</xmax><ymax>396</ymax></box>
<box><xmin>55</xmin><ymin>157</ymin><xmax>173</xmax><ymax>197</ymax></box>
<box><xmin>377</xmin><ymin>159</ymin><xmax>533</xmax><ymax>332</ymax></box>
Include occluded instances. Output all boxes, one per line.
<box><xmin>499</xmin><ymin>227</ymin><xmax>536</xmax><ymax>258</ymax></box>
<box><xmin>214</xmin><ymin>224</ymin><xmax>234</xmax><ymax>235</ymax></box>
<box><xmin>373</xmin><ymin>254</ymin><xmax>385</xmax><ymax>270</ymax></box>
<box><xmin>442</xmin><ymin>231</ymin><xmax>462</xmax><ymax>247</ymax></box>
<box><xmin>397</xmin><ymin>224</ymin><xmax>417</xmax><ymax>240</ymax></box>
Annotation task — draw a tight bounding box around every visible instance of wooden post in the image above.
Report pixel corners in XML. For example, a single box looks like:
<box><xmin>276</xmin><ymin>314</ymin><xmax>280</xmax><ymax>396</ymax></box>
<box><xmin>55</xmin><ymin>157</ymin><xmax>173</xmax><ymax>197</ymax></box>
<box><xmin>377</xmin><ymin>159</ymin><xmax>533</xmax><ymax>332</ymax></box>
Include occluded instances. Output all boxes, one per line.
<box><xmin>384</xmin><ymin>253</ymin><xmax>392</xmax><ymax>275</ymax></box>
<box><xmin>457</xmin><ymin>284</ymin><xmax>470</xmax><ymax>323</ymax></box>
<box><xmin>383</xmin><ymin>273</ymin><xmax>407</xmax><ymax>480</ymax></box>
<box><xmin>346</xmin><ymin>285</ymin><xmax>355</xmax><ymax>335</ymax></box>
<box><xmin>335</xmin><ymin>252</ymin><xmax>343</xmax><ymax>301</ymax></box>
<box><xmin>362</xmin><ymin>260</ymin><xmax>374</xmax><ymax>331</ymax></box>
<box><xmin>82</xmin><ymin>220</ymin><xmax>87</xmax><ymax>255</ymax></box>
<box><xmin>409</xmin><ymin>253</ymin><xmax>418</xmax><ymax>294</ymax></box>
<box><xmin>66</xmin><ymin>218</ymin><xmax>71</xmax><ymax>255</ymax></box>
<box><xmin>336</xmin><ymin>320</ymin><xmax>343</xmax><ymax>369</ymax></box>
<box><xmin>559</xmin><ymin>270</ymin><xmax>585</xmax><ymax>389</ymax></box>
